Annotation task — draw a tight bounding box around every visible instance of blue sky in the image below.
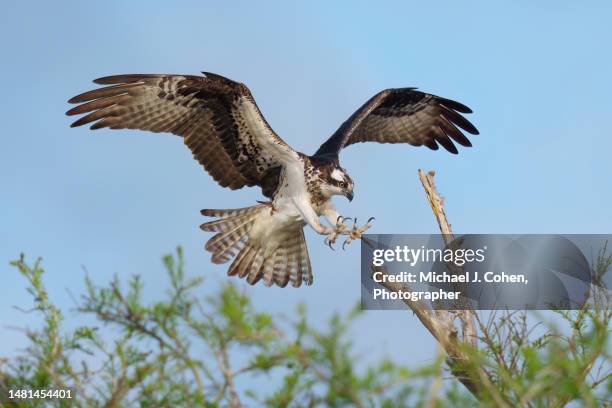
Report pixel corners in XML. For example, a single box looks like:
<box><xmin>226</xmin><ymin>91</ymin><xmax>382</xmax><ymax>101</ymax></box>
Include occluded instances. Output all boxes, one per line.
<box><xmin>1</xmin><ymin>0</ymin><xmax>611</xmax><ymax>383</ymax></box>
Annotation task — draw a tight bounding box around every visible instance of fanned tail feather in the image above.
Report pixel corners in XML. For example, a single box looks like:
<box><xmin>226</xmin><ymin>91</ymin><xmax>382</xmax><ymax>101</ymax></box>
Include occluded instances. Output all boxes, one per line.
<box><xmin>200</xmin><ymin>204</ymin><xmax>312</xmax><ymax>288</ymax></box>
<box><xmin>199</xmin><ymin>212</ymin><xmax>258</xmax><ymax>233</ymax></box>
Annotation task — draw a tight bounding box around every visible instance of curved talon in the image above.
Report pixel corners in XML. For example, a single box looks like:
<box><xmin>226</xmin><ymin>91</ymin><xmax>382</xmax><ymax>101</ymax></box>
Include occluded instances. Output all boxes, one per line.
<box><xmin>335</xmin><ymin>216</ymin><xmax>376</xmax><ymax>250</ymax></box>
<box><xmin>336</xmin><ymin>216</ymin><xmax>351</xmax><ymax>226</ymax></box>
<box><xmin>327</xmin><ymin>214</ymin><xmax>362</xmax><ymax>250</ymax></box>
<box><xmin>325</xmin><ymin>236</ymin><xmax>336</xmax><ymax>251</ymax></box>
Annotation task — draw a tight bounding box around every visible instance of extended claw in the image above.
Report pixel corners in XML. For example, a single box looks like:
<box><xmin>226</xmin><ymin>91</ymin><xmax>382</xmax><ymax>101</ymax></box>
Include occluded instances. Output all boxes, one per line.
<box><xmin>326</xmin><ymin>216</ymin><xmax>350</xmax><ymax>250</ymax></box>
<box><xmin>334</xmin><ymin>216</ymin><xmax>351</xmax><ymax>235</ymax></box>
<box><xmin>335</xmin><ymin>216</ymin><xmax>351</xmax><ymax>230</ymax></box>
<box><xmin>324</xmin><ymin>232</ymin><xmax>337</xmax><ymax>251</ymax></box>
<box><xmin>341</xmin><ymin>216</ymin><xmax>376</xmax><ymax>250</ymax></box>
<box><xmin>360</xmin><ymin>217</ymin><xmax>375</xmax><ymax>233</ymax></box>
<box><xmin>342</xmin><ymin>237</ymin><xmax>352</xmax><ymax>250</ymax></box>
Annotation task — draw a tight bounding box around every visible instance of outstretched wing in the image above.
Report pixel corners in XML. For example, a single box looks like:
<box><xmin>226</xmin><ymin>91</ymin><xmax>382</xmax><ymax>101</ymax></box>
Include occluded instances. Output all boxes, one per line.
<box><xmin>314</xmin><ymin>88</ymin><xmax>479</xmax><ymax>158</ymax></box>
<box><xmin>67</xmin><ymin>72</ymin><xmax>298</xmax><ymax>196</ymax></box>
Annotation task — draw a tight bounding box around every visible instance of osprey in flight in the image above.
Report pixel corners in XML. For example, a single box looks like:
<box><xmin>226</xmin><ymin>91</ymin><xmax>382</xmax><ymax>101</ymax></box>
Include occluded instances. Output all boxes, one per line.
<box><xmin>67</xmin><ymin>72</ymin><xmax>478</xmax><ymax>288</ymax></box>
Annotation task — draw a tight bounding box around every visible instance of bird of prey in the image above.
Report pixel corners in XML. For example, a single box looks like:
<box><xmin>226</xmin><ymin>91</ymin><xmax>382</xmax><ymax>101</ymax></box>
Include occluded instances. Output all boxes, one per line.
<box><xmin>67</xmin><ymin>72</ymin><xmax>478</xmax><ymax>288</ymax></box>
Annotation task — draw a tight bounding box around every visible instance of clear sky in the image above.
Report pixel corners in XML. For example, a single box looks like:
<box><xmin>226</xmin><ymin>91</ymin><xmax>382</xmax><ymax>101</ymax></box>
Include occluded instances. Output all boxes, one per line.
<box><xmin>1</xmin><ymin>0</ymin><xmax>611</xmax><ymax>384</ymax></box>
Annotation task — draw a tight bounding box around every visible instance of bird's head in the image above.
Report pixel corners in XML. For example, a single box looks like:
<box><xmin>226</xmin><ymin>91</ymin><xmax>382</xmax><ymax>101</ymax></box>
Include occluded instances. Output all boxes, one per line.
<box><xmin>320</xmin><ymin>164</ymin><xmax>354</xmax><ymax>202</ymax></box>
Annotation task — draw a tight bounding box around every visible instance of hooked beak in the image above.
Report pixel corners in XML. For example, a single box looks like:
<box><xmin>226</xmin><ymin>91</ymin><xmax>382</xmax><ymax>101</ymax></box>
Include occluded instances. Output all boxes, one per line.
<box><xmin>345</xmin><ymin>189</ymin><xmax>354</xmax><ymax>202</ymax></box>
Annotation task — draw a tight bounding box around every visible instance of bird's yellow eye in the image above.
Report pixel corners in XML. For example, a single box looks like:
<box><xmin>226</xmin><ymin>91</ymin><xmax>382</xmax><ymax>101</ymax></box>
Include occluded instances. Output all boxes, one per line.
<box><xmin>339</xmin><ymin>181</ymin><xmax>346</xmax><ymax>188</ymax></box>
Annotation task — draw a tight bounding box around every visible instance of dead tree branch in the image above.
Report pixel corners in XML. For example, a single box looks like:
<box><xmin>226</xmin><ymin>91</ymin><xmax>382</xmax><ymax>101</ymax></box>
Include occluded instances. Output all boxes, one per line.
<box><xmin>370</xmin><ymin>169</ymin><xmax>506</xmax><ymax>404</ymax></box>
<box><xmin>417</xmin><ymin>169</ymin><xmax>478</xmax><ymax>348</ymax></box>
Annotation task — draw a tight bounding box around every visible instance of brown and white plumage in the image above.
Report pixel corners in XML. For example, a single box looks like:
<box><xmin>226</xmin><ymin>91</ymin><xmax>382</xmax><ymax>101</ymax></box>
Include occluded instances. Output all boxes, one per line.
<box><xmin>200</xmin><ymin>205</ymin><xmax>311</xmax><ymax>287</ymax></box>
<box><xmin>67</xmin><ymin>72</ymin><xmax>479</xmax><ymax>288</ymax></box>
<box><xmin>67</xmin><ymin>73</ymin><xmax>297</xmax><ymax>196</ymax></box>
<box><xmin>315</xmin><ymin>88</ymin><xmax>479</xmax><ymax>158</ymax></box>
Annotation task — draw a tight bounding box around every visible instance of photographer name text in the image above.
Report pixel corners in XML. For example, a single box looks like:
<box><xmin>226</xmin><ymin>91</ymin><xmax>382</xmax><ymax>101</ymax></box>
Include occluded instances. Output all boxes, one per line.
<box><xmin>370</xmin><ymin>246</ymin><xmax>527</xmax><ymax>302</ymax></box>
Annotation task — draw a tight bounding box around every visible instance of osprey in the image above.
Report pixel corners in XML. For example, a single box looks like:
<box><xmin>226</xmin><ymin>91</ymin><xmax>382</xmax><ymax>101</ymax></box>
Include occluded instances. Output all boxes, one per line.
<box><xmin>67</xmin><ymin>72</ymin><xmax>478</xmax><ymax>288</ymax></box>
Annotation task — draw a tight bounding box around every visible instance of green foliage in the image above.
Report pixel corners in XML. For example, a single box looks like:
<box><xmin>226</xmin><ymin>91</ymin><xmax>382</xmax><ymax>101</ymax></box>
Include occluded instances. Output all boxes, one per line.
<box><xmin>0</xmin><ymin>247</ymin><xmax>610</xmax><ymax>407</ymax></box>
<box><xmin>461</xmin><ymin>246</ymin><xmax>612</xmax><ymax>407</ymax></box>
<box><xmin>0</xmin><ymin>250</ymin><xmax>447</xmax><ymax>407</ymax></box>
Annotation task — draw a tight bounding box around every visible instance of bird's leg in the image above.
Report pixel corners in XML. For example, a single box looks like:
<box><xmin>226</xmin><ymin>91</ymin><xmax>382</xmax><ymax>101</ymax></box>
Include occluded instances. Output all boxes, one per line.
<box><xmin>324</xmin><ymin>216</ymin><xmax>351</xmax><ymax>250</ymax></box>
<box><xmin>321</xmin><ymin>203</ymin><xmax>352</xmax><ymax>250</ymax></box>
<box><xmin>342</xmin><ymin>217</ymin><xmax>375</xmax><ymax>250</ymax></box>
<box><xmin>293</xmin><ymin>199</ymin><xmax>352</xmax><ymax>251</ymax></box>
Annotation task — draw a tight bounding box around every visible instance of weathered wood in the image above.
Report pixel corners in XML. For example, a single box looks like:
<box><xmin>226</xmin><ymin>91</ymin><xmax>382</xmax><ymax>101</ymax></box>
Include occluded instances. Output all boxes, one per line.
<box><xmin>367</xmin><ymin>170</ymin><xmax>508</xmax><ymax>405</ymax></box>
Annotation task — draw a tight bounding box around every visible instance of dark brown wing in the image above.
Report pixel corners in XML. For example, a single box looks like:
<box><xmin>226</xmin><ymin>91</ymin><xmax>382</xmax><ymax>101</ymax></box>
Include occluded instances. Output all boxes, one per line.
<box><xmin>314</xmin><ymin>88</ymin><xmax>478</xmax><ymax>158</ymax></box>
<box><xmin>67</xmin><ymin>72</ymin><xmax>299</xmax><ymax>196</ymax></box>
